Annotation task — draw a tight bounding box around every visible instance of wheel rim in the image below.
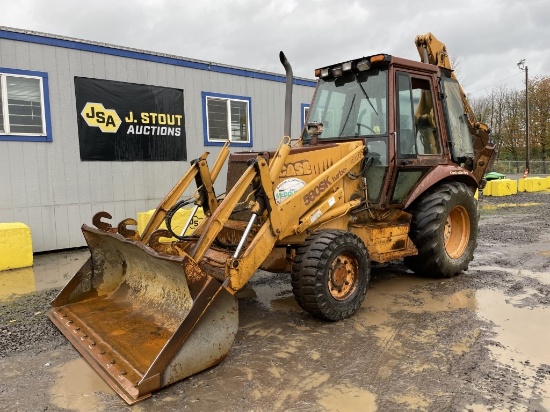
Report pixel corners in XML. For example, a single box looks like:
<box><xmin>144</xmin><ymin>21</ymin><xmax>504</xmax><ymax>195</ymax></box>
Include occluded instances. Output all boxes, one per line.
<box><xmin>328</xmin><ymin>252</ymin><xmax>359</xmax><ymax>301</ymax></box>
<box><xmin>444</xmin><ymin>205</ymin><xmax>470</xmax><ymax>259</ymax></box>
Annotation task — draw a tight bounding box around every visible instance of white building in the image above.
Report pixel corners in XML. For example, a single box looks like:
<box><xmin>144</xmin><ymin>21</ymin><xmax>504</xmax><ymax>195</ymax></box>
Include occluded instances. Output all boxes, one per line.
<box><xmin>0</xmin><ymin>27</ymin><xmax>315</xmax><ymax>252</ymax></box>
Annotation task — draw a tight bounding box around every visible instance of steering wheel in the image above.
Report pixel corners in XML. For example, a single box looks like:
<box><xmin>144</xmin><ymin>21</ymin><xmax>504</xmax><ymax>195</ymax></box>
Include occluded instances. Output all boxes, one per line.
<box><xmin>357</xmin><ymin>123</ymin><xmax>376</xmax><ymax>134</ymax></box>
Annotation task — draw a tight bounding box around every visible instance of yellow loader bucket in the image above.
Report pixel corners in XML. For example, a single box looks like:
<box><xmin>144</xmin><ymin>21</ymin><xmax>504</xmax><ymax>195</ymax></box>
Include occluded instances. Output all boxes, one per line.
<box><xmin>47</xmin><ymin>225</ymin><xmax>238</xmax><ymax>404</ymax></box>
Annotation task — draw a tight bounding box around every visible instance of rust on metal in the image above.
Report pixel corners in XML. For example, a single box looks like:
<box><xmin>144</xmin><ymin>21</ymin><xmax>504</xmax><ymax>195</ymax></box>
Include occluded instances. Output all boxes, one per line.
<box><xmin>48</xmin><ymin>223</ymin><xmax>238</xmax><ymax>404</ymax></box>
<box><xmin>328</xmin><ymin>252</ymin><xmax>359</xmax><ymax>300</ymax></box>
<box><xmin>148</xmin><ymin>229</ymin><xmax>185</xmax><ymax>256</ymax></box>
<box><xmin>117</xmin><ymin>218</ymin><xmax>140</xmax><ymax>241</ymax></box>
<box><xmin>182</xmin><ymin>255</ymin><xmax>210</xmax><ymax>297</ymax></box>
<box><xmin>92</xmin><ymin>211</ymin><xmax>117</xmax><ymax>232</ymax></box>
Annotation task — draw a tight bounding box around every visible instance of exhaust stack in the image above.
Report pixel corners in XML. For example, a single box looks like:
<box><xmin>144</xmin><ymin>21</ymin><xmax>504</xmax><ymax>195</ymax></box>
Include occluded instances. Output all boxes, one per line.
<box><xmin>279</xmin><ymin>51</ymin><xmax>293</xmax><ymax>137</ymax></box>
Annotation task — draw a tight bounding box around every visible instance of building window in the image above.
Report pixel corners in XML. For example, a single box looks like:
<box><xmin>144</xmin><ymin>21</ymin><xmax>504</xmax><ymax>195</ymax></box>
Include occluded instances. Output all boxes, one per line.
<box><xmin>0</xmin><ymin>68</ymin><xmax>52</xmax><ymax>142</ymax></box>
<box><xmin>202</xmin><ymin>92</ymin><xmax>252</xmax><ymax>146</ymax></box>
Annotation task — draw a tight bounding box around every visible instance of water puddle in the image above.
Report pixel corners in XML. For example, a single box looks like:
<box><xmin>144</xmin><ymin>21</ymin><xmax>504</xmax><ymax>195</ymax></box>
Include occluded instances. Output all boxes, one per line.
<box><xmin>392</xmin><ymin>393</ymin><xmax>430</xmax><ymax>410</ymax></box>
<box><xmin>317</xmin><ymin>383</ymin><xmax>377</xmax><ymax>411</ymax></box>
<box><xmin>355</xmin><ymin>275</ymin><xmax>476</xmax><ymax>324</ymax></box>
<box><xmin>476</xmin><ymin>288</ymin><xmax>550</xmax><ymax>365</ymax></box>
<box><xmin>0</xmin><ymin>248</ymin><xmax>89</xmax><ymax>300</ymax></box>
<box><xmin>471</xmin><ymin>265</ymin><xmax>550</xmax><ymax>286</ymax></box>
<box><xmin>475</xmin><ymin>288</ymin><xmax>550</xmax><ymax>406</ymax></box>
<box><xmin>50</xmin><ymin>358</ymin><xmax>115</xmax><ymax>411</ymax></box>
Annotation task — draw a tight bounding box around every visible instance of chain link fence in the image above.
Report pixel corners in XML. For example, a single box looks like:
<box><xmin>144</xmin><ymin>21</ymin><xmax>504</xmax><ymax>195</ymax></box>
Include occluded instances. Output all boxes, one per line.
<box><xmin>491</xmin><ymin>160</ymin><xmax>549</xmax><ymax>175</ymax></box>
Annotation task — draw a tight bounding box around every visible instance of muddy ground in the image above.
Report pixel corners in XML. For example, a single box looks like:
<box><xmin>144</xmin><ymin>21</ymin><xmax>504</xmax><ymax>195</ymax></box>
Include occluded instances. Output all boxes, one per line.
<box><xmin>1</xmin><ymin>191</ymin><xmax>550</xmax><ymax>412</ymax></box>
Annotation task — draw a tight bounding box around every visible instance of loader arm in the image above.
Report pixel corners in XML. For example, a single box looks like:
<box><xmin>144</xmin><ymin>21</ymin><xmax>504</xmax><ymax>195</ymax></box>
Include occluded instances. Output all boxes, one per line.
<box><xmin>140</xmin><ymin>142</ymin><xmax>230</xmax><ymax>243</ymax></box>
<box><xmin>415</xmin><ymin>32</ymin><xmax>495</xmax><ymax>182</ymax></box>
<box><xmin>224</xmin><ymin>141</ymin><xmax>366</xmax><ymax>292</ymax></box>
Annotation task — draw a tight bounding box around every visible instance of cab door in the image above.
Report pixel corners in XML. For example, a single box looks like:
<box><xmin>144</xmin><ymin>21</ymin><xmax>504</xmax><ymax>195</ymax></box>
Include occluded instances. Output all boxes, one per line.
<box><xmin>391</xmin><ymin>71</ymin><xmax>443</xmax><ymax>205</ymax></box>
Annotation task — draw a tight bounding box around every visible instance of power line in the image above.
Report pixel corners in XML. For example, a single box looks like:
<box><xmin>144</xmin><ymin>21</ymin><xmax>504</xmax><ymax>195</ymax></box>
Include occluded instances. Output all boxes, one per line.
<box><xmin>470</xmin><ymin>72</ymin><xmax>522</xmax><ymax>95</ymax></box>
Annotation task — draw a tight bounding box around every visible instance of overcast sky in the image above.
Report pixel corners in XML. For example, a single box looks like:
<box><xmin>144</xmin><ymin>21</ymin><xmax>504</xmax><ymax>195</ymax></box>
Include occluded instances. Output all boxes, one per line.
<box><xmin>2</xmin><ymin>0</ymin><xmax>549</xmax><ymax>98</ymax></box>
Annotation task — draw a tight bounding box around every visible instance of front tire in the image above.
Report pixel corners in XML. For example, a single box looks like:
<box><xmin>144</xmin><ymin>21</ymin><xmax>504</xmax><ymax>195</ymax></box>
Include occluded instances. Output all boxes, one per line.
<box><xmin>291</xmin><ymin>230</ymin><xmax>370</xmax><ymax>321</ymax></box>
<box><xmin>404</xmin><ymin>181</ymin><xmax>478</xmax><ymax>278</ymax></box>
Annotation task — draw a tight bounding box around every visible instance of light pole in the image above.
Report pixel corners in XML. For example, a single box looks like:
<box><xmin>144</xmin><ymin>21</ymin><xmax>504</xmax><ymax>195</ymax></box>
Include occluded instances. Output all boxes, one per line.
<box><xmin>517</xmin><ymin>59</ymin><xmax>530</xmax><ymax>173</ymax></box>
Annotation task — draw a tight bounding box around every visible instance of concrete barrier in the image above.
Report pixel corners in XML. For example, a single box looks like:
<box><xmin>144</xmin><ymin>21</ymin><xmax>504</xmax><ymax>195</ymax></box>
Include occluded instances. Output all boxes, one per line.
<box><xmin>518</xmin><ymin>177</ymin><xmax>545</xmax><ymax>193</ymax></box>
<box><xmin>0</xmin><ymin>223</ymin><xmax>33</xmax><ymax>271</ymax></box>
<box><xmin>137</xmin><ymin>207</ymin><xmax>205</xmax><ymax>241</ymax></box>
<box><xmin>483</xmin><ymin>180</ymin><xmax>493</xmax><ymax>196</ymax></box>
<box><xmin>484</xmin><ymin>179</ymin><xmax>517</xmax><ymax>197</ymax></box>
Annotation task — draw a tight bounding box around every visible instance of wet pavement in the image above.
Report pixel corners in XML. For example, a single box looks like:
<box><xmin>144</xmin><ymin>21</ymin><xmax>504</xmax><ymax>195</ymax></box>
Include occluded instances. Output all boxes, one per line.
<box><xmin>1</xmin><ymin>192</ymin><xmax>550</xmax><ymax>411</ymax></box>
<box><xmin>0</xmin><ymin>249</ymin><xmax>89</xmax><ymax>300</ymax></box>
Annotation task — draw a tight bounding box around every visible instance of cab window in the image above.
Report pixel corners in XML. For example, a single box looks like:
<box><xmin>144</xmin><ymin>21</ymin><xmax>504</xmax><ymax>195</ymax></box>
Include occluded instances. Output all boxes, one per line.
<box><xmin>396</xmin><ymin>73</ymin><xmax>441</xmax><ymax>157</ymax></box>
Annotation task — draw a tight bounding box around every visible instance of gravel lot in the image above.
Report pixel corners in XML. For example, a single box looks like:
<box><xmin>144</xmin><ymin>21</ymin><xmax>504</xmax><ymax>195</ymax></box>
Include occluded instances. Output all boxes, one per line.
<box><xmin>1</xmin><ymin>190</ymin><xmax>550</xmax><ymax>411</ymax></box>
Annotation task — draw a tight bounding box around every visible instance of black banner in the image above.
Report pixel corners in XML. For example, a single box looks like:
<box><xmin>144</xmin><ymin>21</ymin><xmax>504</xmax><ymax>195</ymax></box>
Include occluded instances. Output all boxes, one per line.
<box><xmin>75</xmin><ymin>77</ymin><xmax>186</xmax><ymax>161</ymax></box>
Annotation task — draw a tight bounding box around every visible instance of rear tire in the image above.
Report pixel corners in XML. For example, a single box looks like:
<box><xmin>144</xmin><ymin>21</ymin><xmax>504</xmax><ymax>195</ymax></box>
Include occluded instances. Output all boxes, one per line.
<box><xmin>291</xmin><ymin>230</ymin><xmax>370</xmax><ymax>321</ymax></box>
<box><xmin>404</xmin><ymin>181</ymin><xmax>477</xmax><ymax>278</ymax></box>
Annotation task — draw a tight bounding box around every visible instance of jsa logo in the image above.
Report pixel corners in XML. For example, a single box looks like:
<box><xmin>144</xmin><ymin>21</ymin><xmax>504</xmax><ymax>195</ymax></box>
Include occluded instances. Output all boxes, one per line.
<box><xmin>81</xmin><ymin>102</ymin><xmax>122</xmax><ymax>133</ymax></box>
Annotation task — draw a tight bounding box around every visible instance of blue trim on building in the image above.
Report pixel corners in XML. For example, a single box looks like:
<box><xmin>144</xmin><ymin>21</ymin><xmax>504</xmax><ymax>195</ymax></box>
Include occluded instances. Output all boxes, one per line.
<box><xmin>0</xmin><ymin>29</ymin><xmax>316</xmax><ymax>88</ymax></box>
<box><xmin>201</xmin><ymin>91</ymin><xmax>253</xmax><ymax>148</ymax></box>
<box><xmin>0</xmin><ymin>67</ymin><xmax>52</xmax><ymax>142</ymax></box>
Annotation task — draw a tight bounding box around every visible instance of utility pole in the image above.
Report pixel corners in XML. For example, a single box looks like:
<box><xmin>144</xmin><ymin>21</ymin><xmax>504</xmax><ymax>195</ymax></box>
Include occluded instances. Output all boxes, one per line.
<box><xmin>517</xmin><ymin>59</ymin><xmax>530</xmax><ymax>173</ymax></box>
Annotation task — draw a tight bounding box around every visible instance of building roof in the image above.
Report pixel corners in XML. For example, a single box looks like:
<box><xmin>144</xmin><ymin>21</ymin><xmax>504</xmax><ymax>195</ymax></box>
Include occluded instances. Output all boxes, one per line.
<box><xmin>0</xmin><ymin>26</ymin><xmax>316</xmax><ymax>87</ymax></box>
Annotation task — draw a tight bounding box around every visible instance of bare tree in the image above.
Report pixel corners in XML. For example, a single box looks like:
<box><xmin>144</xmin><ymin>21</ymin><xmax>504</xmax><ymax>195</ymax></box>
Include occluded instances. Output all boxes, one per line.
<box><xmin>528</xmin><ymin>76</ymin><xmax>550</xmax><ymax>173</ymax></box>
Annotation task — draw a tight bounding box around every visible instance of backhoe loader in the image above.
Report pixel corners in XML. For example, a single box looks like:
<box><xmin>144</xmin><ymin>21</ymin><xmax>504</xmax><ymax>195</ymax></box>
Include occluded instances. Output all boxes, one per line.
<box><xmin>47</xmin><ymin>32</ymin><xmax>495</xmax><ymax>404</ymax></box>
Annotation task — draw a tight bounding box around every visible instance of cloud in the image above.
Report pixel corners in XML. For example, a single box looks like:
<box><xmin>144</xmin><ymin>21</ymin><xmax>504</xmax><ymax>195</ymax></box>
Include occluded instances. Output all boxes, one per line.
<box><xmin>2</xmin><ymin>0</ymin><xmax>549</xmax><ymax>94</ymax></box>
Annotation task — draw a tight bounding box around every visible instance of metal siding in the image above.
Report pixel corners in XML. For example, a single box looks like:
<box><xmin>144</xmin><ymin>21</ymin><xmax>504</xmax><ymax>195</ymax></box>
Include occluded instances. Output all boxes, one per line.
<box><xmin>57</xmin><ymin>47</ymin><xmax>80</xmax><ymax>205</ymax></box>
<box><xmin>121</xmin><ymin>163</ymin><xmax>135</xmax><ymax>200</ymax></box>
<box><xmin>0</xmin><ymin>144</ymin><xmax>14</xmax><ymax>209</ymax></box>
<box><xmin>78</xmin><ymin>203</ymin><xmax>93</xmax><ymax>234</ymax></box>
<box><xmin>38</xmin><ymin>144</ymin><xmax>54</xmax><ymax>208</ymax></box>
<box><xmin>41</xmin><ymin>206</ymin><xmax>56</xmax><ymax>249</ymax></box>
<box><xmin>28</xmin><ymin>42</ymin><xmax>45</xmax><ymax>71</ymax></box>
<box><xmin>14</xmin><ymin>40</ymin><xmax>30</xmax><ymax>70</ymax></box>
<box><xmin>27</xmin><ymin>206</ymin><xmax>44</xmax><ymax>251</ymax></box>
<box><xmin>113</xmin><ymin>201</ymin><xmax>126</xmax><ymax>226</ymax></box>
<box><xmin>8</xmin><ymin>142</ymin><xmax>27</xmax><ymax>207</ymax></box>
<box><xmin>100</xmin><ymin>163</ymin><xmax>115</xmax><ymax>203</ymax></box>
<box><xmin>0</xmin><ymin>208</ymin><xmax>14</xmax><ymax>223</ymax></box>
<box><xmin>44</xmin><ymin>48</ymin><xmax>67</xmax><ymax>207</ymax></box>
<box><xmin>89</xmin><ymin>162</ymin><xmax>103</xmax><ymax>203</ymax></box>
<box><xmin>0</xmin><ymin>36</ymin><xmax>314</xmax><ymax>252</ymax></box>
<box><xmin>92</xmin><ymin>53</ymin><xmax>106</xmax><ymax>79</ymax></box>
<box><xmin>115</xmin><ymin>57</ymin><xmax>129</xmax><ymax>82</ymax></box>
<box><xmin>126</xmin><ymin>58</ymin><xmax>138</xmax><ymax>83</ymax></box>
<box><xmin>104</xmin><ymin>54</ymin><xmax>118</xmax><ymax>81</ymax></box>
<box><xmin>123</xmin><ymin>201</ymin><xmax>136</xmax><ymax>224</ymax></box>
<box><xmin>12</xmin><ymin>207</ymin><xmax>29</xmax><ymax>227</ymax></box>
<box><xmin>54</xmin><ymin>205</ymin><xmax>70</xmax><ymax>249</ymax></box>
<box><xmin>77</xmin><ymin>161</ymin><xmax>92</xmax><ymax>204</ymax></box>
<box><xmin>67</xmin><ymin>203</ymin><xmax>83</xmax><ymax>247</ymax></box>
<box><xmin>157</xmin><ymin>63</ymin><xmax>168</xmax><ymax>87</ymax></box>
<box><xmin>1</xmin><ymin>39</ymin><xmax>16</xmax><ymax>66</ymax></box>
<box><xmin>166</xmin><ymin>64</ymin><xmax>177</xmax><ymax>88</ymax></box>
<box><xmin>112</xmin><ymin>163</ymin><xmax>125</xmax><ymax>202</ymax></box>
<box><xmin>80</xmin><ymin>50</ymin><xmax>94</xmax><ymax>78</ymax></box>
<box><xmin>22</xmin><ymin>144</ymin><xmax>41</xmax><ymax>207</ymax></box>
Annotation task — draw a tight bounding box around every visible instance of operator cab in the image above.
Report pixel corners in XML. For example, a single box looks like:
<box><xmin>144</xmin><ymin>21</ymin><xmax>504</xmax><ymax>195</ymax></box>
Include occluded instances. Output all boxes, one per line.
<box><xmin>302</xmin><ymin>55</ymin><xmax>391</xmax><ymax>206</ymax></box>
<box><xmin>302</xmin><ymin>53</ymin><xmax>474</xmax><ymax>209</ymax></box>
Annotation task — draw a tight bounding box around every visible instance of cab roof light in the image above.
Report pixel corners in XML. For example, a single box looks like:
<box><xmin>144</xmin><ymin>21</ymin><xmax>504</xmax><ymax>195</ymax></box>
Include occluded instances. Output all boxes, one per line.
<box><xmin>320</xmin><ymin>68</ymin><xmax>330</xmax><ymax>78</ymax></box>
<box><xmin>370</xmin><ymin>54</ymin><xmax>386</xmax><ymax>63</ymax></box>
<box><xmin>315</xmin><ymin>68</ymin><xmax>321</xmax><ymax>77</ymax></box>
<box><xmin>331</xmin><ymin>66</ymin><xmax>343</xmax><ymax>77</ymax></box>
<box><xmin>355</xmin><ymin>59</ymin><xmax>371</xmax><ymax>72</ymax></box>
<box><xmin>342</xmin><ymin>61</ymin><xmax>353</xmax><ymax>72</ymax></box>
